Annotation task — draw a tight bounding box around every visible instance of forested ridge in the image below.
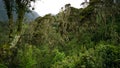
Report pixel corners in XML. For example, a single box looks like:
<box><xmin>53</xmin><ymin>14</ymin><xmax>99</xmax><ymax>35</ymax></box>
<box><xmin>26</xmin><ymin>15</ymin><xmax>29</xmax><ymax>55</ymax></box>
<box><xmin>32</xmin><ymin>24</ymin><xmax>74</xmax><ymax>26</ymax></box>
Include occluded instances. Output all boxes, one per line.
<box><xmin>0</xmin><ymin>0</ymin><xmax>120</xmax><ymax>68</ymax></box>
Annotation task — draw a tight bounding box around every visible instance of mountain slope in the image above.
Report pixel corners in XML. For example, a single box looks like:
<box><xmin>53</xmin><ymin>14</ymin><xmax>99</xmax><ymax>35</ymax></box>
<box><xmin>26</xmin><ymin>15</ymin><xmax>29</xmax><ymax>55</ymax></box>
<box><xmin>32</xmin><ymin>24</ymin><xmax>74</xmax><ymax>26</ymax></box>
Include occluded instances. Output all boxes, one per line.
<box><xmin>0</xmin><ymin>0</ymin><xmax>39</xmax><ymax>22</ymax></box>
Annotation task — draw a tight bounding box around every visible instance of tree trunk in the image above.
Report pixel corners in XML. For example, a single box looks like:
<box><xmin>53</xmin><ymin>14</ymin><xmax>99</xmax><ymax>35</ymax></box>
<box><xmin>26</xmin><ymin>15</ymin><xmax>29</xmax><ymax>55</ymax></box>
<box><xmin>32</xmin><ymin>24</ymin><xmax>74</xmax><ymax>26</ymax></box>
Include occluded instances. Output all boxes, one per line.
<box><xmin>8</xmin><ymin>13</ymin><xmax>14</xmax><ymax>44</ymax></box>
<box><xmin>9</xmin><ymin>9</ymin><xmax>25</xmax><ymax>48</ymax></box>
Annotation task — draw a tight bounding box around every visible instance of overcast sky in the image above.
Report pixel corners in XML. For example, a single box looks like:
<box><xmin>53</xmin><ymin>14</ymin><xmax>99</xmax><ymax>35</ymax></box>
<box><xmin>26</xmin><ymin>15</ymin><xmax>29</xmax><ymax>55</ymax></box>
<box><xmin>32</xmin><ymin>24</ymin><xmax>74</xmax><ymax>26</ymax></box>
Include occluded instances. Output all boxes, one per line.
<box><xmin>32</xmin><ymin>0</ymin><xmax>85</xmax><ymax>16</ymax></box>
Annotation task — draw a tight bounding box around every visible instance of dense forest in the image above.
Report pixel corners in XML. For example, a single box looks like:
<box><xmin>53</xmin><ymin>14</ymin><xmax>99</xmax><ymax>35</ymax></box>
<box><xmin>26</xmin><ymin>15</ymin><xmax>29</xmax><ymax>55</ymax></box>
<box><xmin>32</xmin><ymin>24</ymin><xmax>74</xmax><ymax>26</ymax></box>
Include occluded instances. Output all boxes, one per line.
<box><xmin>0</xmin><ymin>0</ymin><xmax>120</xmax><ymax>68</ymax></box>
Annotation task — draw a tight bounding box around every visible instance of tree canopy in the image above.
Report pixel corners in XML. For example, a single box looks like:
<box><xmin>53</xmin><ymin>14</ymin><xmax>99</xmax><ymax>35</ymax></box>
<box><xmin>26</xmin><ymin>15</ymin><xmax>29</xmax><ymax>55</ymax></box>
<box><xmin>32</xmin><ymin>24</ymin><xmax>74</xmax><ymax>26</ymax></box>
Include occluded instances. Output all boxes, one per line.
<box><xmin>0</xmin><ymin>0</ymin><xmax>120</xmax><ymax>68</ymax></box>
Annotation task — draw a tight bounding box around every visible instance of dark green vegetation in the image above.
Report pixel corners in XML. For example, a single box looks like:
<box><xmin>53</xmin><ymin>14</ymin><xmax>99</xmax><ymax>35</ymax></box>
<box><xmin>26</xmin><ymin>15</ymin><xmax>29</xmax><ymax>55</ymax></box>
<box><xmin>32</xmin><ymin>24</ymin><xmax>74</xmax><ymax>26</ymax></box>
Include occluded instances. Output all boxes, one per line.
<box><xmin>0</xmin><ymin>0</ymin><xmax>120</xmax><ymax>68</ymax></box>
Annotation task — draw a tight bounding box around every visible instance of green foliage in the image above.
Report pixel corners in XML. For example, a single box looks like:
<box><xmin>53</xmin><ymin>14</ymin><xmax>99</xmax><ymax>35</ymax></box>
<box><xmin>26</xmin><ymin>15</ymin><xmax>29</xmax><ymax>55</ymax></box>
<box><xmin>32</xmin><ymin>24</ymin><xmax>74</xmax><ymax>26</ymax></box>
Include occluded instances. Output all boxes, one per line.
<box><xmin>0</xmin><ymin>1</ymin><xmax>120</xmax><ymax>68</ymax></box>
<box><xmin>0</xmin><ymin>64</ymin><xmax>7</xmax><ymax>68</ymax></box>
<box><xmin>52</xmin><ymin>49</ymin><xmax>65</xmax><ymax>63</ymax></box>
<box><xmin>95</xmin><ymin>43</ymin><xmax>120</xmax><ymax>68</ymax></box>
<box><xmin>16</xmin><ymin>44</ymin><xmax>37</xmax><ymax>68</ymax></box>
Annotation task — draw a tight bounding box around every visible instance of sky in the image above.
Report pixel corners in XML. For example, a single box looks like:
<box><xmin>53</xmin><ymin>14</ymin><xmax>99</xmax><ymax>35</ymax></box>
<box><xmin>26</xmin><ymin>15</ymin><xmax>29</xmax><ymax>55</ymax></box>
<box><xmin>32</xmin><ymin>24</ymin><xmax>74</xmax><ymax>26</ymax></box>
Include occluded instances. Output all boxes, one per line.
<box><xmin>32</xmin><ymin>0</ymin><xmax>85</xmax><ymax>16</ymax></box>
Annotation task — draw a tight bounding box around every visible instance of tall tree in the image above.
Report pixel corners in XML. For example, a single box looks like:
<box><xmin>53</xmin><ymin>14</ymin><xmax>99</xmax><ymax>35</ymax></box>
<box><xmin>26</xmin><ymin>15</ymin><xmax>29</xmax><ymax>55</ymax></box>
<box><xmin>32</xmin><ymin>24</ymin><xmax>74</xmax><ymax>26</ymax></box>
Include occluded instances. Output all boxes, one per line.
<box><xmin>2</xmin><ymin>0</ymin><xmax>36</xmax><ymax>48</ymax></box>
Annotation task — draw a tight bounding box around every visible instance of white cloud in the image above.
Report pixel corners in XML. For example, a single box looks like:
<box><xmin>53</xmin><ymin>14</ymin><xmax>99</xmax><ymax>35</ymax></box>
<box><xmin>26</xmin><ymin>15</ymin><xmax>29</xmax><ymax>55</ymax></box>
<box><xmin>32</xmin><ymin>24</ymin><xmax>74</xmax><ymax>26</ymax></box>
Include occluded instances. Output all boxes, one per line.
<box><xmin>33</xmin><ymin>0</ymin><xmax>84</xmax><ymax>16</ymax></box>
